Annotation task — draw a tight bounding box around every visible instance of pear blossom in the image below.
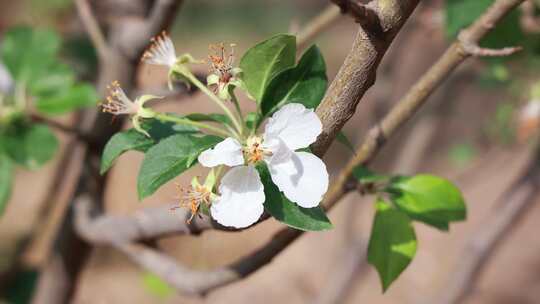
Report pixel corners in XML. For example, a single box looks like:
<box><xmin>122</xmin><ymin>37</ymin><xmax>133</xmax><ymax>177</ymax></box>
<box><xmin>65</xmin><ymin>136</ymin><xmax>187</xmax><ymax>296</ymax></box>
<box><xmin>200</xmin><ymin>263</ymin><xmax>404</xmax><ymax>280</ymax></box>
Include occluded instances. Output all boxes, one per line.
<box><xmin>198</xmin><ymin>103</ymin><xmax>329</xmax><ymax>228</ymax></box>
<box><xmin>141</xmin><ymin>31</ymin><xmax>178</xmax><ymax>68</ymax></box>
<box><xmin>142</xmin><ymin>32</ymin><xmax>204</xmax><ymax>90</ymax></box>
<box><xmin>101</xmin><ymin>81</ymin><xmax>161</xmax><ymax>137</ymax></box>
<box><xmin>206</xmin><ymin>43</ymin><xmax>243</xmax><ymax>100</ymax></box>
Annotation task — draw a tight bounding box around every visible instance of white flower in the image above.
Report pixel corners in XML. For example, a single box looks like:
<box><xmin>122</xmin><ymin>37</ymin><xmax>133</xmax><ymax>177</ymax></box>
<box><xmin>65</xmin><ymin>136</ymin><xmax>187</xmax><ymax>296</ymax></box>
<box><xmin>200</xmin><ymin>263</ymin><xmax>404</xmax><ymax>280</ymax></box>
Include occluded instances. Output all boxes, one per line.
<box><xmin>101</xmin><ymin>81</ymin><xmax>161</xmax><ymax>137</ymax></box>
<box><xmin>198</xmin><ymin>103</ymin><xmax>329</xmax><ymax>228</ymax></box>
<box><xmin>142</xmin><ymin>31</ymin><xmax>178</xmax><ymax>68</ymax></box>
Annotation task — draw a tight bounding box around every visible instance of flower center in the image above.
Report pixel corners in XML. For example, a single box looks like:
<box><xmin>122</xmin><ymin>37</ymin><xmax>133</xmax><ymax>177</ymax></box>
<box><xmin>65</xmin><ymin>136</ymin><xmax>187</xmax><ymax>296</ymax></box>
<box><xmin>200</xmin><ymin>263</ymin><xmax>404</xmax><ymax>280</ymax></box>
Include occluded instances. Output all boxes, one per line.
<box><xmin>244</xmin><ymin>136</ymin><xmax>272</xmax><ymax>164</ymax></box>
<box><xmin>174</xmin><ymin>184</ymin><xmax>212</xmax><ymax>224</ymax></box>
<box><xmin>208</xmin><ymin>43</ymin><xmax>236</xmax><ymax>85</ymax></box>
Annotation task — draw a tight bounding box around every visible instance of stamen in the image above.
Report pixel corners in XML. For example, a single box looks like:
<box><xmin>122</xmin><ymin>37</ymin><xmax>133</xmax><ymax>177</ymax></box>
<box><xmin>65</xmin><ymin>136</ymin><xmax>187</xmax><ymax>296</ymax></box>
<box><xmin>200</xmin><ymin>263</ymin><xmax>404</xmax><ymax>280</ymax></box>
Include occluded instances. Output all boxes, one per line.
<box><xmin>142</xmin><ymin>31</ymin><xmax>177</xmax><ymax>67</ymax></box>
<box><xmin>172</xmin><ymin>183</ymin><xmax>212</xmax><ymax>224</ymax></box>
<box><xmin>208</xmin><ymin>42</ymin><xmax>236</xmax><ymax>86</ymax></box>
<box><xmin>101</xmin><ymin>81</ymin><xmax>138</xmax><ymax>116</ymax></box>
<box><xmin>244</xmin><ymin>136</ymin><xmax>272</xmax><ymax>164</ymax></box>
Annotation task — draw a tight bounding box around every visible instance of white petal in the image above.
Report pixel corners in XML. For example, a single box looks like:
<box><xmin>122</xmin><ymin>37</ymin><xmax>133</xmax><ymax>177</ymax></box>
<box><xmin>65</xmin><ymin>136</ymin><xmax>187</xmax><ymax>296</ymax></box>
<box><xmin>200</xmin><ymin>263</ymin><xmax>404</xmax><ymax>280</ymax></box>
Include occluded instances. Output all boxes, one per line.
<box><xmin>264</xmin><ymin>103</ymin><xmax>322</xmax><ymax>150</ymax></box>
<box><xmin>198</xmin><ymin>138</ymin><xmax>244</xmax><ymax>168</ymax></box>
<box><xmin>210</xmin><ymin>166</ymin><xmax>265</xmax><ymax>228</ymax></box>
<box><xmin>262</xmin><ymin>135</ymin><xmax>293</xmax><ymax>167</ymax></box>
<box><xmin>269</xmin><ymin>151</ymin><xmax>328</xmax><ymax>208</ymax></box>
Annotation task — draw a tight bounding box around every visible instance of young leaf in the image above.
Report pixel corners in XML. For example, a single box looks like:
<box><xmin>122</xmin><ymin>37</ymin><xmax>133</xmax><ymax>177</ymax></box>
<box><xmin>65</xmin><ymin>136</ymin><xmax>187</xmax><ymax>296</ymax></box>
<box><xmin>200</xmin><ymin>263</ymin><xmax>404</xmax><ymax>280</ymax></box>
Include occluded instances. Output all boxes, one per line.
<box><xmin>368</xmin><ymin>199</ymin><xmax>417</xmax><ymax>292</ymax></box>
<box><xmin>387</xmin><ymin>175</ymin><xmax>466</xmax><ymax>230</ymax></box>
<box><xmin>35</xmin><ymin>84</ymin><xmax>97</xmax><ymax>115</ymax></box>
<box><xmin>100</xmin><ymin>120</ymin><xmax>199</xmax><ymax>174</ymax></box>
<box><xmin>3</xmin><ymin>124</ymin><xmax>58</xmax><ymax>169</ymax></box>
<box><xmin>239</xmin><ymin>34</ymin><xmax>296</xmax><ymax>102</ymax></box>
<box><xmin>261</xmin><ymin>45</ymin><xmax>327</xmax><ymax>116</ymax></box>
<box><xmin>0</xmin><ymin>154</ymin><xmax>14</xmax><ymax>216</ymax></box>
<box><xmin>137</xmin><ymin>134</ymin><xmax>221</xmax><ymax>200</ymax></box>
<box><xmin>256</xmin><ymin>163</ymin><xmax>333</xmax><ymax>231</ymax></box>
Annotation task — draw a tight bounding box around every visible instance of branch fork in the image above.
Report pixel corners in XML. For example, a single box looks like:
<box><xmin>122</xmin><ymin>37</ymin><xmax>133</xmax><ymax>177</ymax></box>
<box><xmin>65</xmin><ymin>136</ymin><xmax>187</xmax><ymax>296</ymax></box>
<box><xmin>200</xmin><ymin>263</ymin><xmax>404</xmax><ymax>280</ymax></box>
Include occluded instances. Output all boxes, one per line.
<box><xmin>457</xmin><ymin>30</ymin><xmax>522</xmax><ymax>57</ymax></box>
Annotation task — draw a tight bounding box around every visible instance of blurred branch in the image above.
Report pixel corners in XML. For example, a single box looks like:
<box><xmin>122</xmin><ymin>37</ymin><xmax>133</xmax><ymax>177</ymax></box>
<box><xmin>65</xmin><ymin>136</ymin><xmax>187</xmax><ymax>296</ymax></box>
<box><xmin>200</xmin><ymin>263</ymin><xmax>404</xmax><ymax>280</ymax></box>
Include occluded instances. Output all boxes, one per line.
<box><xmin>31</xmin><ymin>1</ymin><xmax>185</xmax><ymax>303</ymax></box>
<box><xmin>74</xmin><ymin>0</ymin><xmax>110</xmax><ymax>59</ymax></box>
<box><xmin>520</xmin><ymin>0</ymin><xmax>540</xmax><ymax>33</ymax></box>
<box><xmin>312</xmin><ymin>239</ymin><xmax>368</xmax><ymax>304</ymax></box>
<box><xmin>296</xmin><ymin>4</ymin><xmax>342</xmax><ymax>52</ymax></box>
<box><xmin>29</xmin><ymin>113</ymin><xmax>95</xmax><ymax>143</ymax></box>
<box><xmin>428</xmin><ymin>144</ymin><xmax>540</xmax><ymax>304</ymax></box>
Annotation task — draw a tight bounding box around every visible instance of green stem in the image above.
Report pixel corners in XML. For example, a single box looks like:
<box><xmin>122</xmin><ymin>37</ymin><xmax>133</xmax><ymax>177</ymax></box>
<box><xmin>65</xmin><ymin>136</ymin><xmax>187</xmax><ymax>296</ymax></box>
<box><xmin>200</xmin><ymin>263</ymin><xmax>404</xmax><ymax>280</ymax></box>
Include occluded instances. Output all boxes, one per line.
<box><xmin>230</xmin><ymin>91</ymin><xmax>246</xmax><ymax>135</ymax></box>
<box><xmin>185</xmin><ymin>73</ymin><xmax>244</xmax><ymax>136</ymax></box>
<box><xmin>155</xmin><ymin>113</ymin><xmax>231</xmax><ymax>138</ymax></box>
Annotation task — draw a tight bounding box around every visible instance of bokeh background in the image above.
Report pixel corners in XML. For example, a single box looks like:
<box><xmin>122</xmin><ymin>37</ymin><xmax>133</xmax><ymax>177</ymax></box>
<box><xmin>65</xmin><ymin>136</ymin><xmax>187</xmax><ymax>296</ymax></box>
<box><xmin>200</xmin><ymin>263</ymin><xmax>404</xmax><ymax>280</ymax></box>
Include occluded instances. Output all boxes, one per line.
<box><xmin>1</xmin><ymin>0</ymin><xmax>540</xmax><ymax>303</ymax></box>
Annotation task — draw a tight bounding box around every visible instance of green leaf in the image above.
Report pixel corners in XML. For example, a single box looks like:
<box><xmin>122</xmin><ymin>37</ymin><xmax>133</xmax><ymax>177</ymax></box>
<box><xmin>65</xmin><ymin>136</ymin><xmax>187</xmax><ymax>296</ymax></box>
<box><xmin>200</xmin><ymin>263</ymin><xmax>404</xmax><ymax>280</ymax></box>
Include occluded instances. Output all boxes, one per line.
<box><xmin>256</xmin><ymin>163</ymin><xmax>333</xmax><ymax>231</ymax></box>
<box><xmin>261</xmin><ymin>45</ymin><xmax>327</xmax><ymax>116</ymax></box>
<box><xmin>3</xmin><ymin>124</ymin><xmax>58</xmax><ymax>169</ymax></box>
<box><xmin>1</xmin><ymin>26</ymin><xmax>61</xmax><ymax>83</ymax></box>
<box><xmin>336</xmin><ymin>131</ymin><xmax>355</xmax><ymax>153</ymax></box>
<box><xmin>239</xmin><ymin>34</ymin><xmax>296</xmax><ymax>102</ymax></box>
<box><xmin>100</xmin><ymin>130</ymin><xmax>154</xmax><ymax>175</ymax></box>
<box><xmin>35</xmin><ymin>83</ymin><xmax>97</xmax><ymax>115</ymax></box>
<box><xmin>28</xmin><ymin>63</ymin><xmax>74</xmax><ymax>97</ymax></box>
<box><xmin>137</xmin><ymin>134</ymin><xmax>221</xmax><ymax>200</ymax></box>
<box><xmin>352</xmin><ymin>166</ymin><xmax>389</xmax><ymax>184</ymax></box>
<box><xmin>0</xmin><ymin>154</ymin><xmax>14</xmax><ymax>216</ymax></box>
<box><xmin>368</xmin><ymin>199</ymin><xmax>417</xmax><ymax>292</ymax></box>
<box><xmin>100</xmin><ymin>120</ymin><xmax>199</xmax><ymax>174</ymax></box>
<box><xmin>142</xmin><ymin>273</ymin><xmax>174</xmax><ymax>299</ymax></box>
<box><xmin>387</xmin><ymin>174</ymin><xmax>467</xmax><ymax>230</ymax></box>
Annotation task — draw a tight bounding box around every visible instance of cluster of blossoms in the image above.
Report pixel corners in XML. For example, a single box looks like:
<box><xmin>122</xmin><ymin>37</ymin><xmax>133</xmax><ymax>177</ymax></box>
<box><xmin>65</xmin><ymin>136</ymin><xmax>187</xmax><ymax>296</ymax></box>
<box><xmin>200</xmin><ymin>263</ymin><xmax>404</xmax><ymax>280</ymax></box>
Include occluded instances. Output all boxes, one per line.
<box><xmin>101</xmin><ymin>32</ymin><xmax>329</xmax><ymax>228</ymax></box>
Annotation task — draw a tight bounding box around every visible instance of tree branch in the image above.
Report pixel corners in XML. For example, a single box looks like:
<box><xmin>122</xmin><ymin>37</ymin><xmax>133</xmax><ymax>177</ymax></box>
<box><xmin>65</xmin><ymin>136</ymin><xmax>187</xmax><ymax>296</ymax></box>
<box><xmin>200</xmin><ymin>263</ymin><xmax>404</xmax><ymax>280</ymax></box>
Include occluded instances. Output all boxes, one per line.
<box><xmin>74</xmin><ymin>0</ymin><xmax>110</xmax><ymax>60</ymax></box>
<box><xmin>312</xmin><ymin>0</ymin><xmax>420</xmax><ymax>156</ymax></box>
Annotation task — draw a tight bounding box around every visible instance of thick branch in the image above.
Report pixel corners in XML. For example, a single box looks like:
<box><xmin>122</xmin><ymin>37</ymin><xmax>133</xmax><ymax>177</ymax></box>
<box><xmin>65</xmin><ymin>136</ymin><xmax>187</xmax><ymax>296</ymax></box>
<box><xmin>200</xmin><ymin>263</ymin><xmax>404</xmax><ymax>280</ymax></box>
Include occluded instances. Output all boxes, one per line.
<box><xmin>312</xmin><ymin>0</ymin><xmax>420</xmax><ymax>156</ymax></box>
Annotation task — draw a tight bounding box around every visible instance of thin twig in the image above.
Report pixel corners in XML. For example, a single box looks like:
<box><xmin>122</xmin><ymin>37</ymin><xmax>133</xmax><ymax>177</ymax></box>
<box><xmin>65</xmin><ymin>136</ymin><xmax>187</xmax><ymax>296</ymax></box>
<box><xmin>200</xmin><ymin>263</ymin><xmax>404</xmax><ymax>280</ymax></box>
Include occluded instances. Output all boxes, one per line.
<box><xmin>30</xmin><ymin>114</ymin><xmax>94</xmax><ymax>143</ymax></box>
<box><xmin>296</xmin><ymin>4</ymin><xmax>342</xmax><ymax>52</ymax></box>
<box><xmin>74</xmin><ymin>0</ymin><xmax>110</xmax><ymax>59</ymax></box>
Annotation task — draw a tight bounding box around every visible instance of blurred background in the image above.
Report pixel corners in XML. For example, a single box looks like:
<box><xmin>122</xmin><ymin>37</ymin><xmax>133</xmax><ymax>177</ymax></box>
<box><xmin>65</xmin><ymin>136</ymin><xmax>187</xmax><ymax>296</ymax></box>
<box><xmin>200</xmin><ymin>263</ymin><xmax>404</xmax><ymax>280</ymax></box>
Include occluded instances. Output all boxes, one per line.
<box><xmin>1</xmin><ymin>0</ymin><xmax>540</xmax><ymax>303</ymax></box>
